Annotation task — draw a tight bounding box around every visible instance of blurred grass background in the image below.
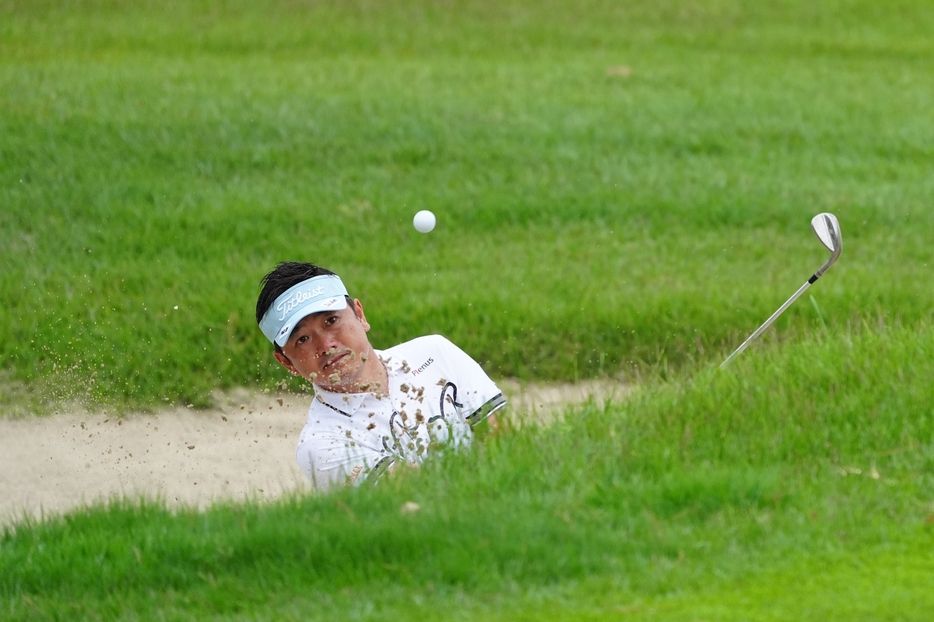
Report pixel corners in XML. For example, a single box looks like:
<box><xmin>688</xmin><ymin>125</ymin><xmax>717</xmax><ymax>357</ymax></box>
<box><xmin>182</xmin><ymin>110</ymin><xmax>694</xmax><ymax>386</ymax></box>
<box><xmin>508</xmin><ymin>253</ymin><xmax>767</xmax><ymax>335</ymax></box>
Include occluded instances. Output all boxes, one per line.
<box><xmin>2</xmin><ymin>1</ymin><xmax>934</xmax><ymax>619</ymax></box>
<box><xmin>2</xmin><ymin>0</ymin><xmax>933</xmax><ymax>411</ymax></box>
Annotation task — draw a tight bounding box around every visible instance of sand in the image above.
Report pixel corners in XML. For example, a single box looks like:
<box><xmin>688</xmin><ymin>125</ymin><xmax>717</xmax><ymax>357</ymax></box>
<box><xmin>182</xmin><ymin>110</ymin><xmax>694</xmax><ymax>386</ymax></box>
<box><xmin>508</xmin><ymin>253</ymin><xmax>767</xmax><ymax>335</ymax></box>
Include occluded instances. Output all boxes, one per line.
<box><xmin>0</xmin><ymin>380</ymin><xmax>627</xmax><ymax>526</ymax></box>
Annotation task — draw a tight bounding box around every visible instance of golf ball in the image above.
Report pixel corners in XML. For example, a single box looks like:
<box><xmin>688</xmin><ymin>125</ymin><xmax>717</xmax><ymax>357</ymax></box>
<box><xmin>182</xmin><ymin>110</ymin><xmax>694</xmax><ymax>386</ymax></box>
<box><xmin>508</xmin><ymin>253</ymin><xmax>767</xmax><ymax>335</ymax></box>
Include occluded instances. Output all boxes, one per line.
<box><xmin>413</xmin><ymin>210</ymin><xmax>436</xmax><ymax>233</ymax></box>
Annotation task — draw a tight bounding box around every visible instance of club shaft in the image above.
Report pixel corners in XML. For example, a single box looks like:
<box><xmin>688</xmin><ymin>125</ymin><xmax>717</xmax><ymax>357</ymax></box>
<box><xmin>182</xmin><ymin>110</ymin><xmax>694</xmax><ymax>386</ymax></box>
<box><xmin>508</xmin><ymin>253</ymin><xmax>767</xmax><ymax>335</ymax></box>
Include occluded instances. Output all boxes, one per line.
<box><xmin>720</xmin><ymin>277</ymin><xmax>817</xmax><ymax>369</ymax></box>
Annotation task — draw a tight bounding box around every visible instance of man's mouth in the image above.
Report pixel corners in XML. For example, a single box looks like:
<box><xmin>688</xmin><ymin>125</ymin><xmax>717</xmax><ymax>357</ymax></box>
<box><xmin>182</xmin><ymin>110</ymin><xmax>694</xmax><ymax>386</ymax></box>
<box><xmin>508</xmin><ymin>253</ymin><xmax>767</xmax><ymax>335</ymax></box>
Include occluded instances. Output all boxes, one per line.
<box><xmin>323</xmin><ymin>351</ymin><xmax>350</xmax><ymax>370</ymax></box>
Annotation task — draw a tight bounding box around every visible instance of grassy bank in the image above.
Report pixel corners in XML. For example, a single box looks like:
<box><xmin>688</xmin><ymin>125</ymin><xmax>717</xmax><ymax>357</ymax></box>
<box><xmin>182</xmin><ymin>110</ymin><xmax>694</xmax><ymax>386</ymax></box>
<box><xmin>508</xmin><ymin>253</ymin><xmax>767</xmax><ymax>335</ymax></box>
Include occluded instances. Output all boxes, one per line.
<box><xmin>3</xmin><ymin>320</ymin><xmax>932</xmax><ymax>619</ymax></box>
<box><xmin>2</xmin><ymin>1</ymin><xmax>932</xmax><ymax>618</ymax></box>
<box><xmin>2</xmin><ymin>0</ymin><xmax>933</xmax><ymax>411</ymax></box>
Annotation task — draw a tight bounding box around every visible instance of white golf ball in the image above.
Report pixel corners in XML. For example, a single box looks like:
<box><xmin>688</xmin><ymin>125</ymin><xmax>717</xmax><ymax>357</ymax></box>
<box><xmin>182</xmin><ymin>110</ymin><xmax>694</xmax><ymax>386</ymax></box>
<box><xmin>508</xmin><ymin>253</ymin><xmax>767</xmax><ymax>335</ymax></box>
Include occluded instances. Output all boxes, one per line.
<box><xmin>413</xmin><ymin>210</ymin><xmax>436</xmax><ymax>233</ymax></box>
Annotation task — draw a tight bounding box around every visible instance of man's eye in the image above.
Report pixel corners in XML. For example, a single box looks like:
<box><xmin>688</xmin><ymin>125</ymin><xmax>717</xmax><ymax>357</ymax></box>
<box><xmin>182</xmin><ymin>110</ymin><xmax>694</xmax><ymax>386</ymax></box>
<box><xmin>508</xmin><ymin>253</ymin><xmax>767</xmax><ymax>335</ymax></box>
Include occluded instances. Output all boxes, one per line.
<box><xmin>296</xmin><ymin>335</ymin><xmax>309</xmax><ymax>344</ymax></box>
<box><xmin>325</xmin><ymin>316</ymin><xmax>338</xmax><ymax>326</ymax></box>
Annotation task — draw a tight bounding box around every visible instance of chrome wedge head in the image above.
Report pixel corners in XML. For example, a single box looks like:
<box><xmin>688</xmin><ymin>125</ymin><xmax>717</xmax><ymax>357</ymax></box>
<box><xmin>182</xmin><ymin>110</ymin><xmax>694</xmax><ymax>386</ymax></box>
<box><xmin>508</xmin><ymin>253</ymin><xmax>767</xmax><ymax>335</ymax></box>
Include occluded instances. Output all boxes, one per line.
<box><xmin>811</xmin><ymin>212</ymin><xmax>842</xmax><ymax>277</ymax></box>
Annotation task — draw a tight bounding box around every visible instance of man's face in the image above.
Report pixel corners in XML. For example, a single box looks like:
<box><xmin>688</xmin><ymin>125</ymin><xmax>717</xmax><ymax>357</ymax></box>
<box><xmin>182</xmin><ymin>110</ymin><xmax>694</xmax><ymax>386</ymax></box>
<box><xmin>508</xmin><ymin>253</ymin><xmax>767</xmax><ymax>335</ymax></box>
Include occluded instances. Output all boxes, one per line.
<box><xmin>275</xmin><ymin>299</ymin><xmax>375</xmax><ymax>392</ymax></box>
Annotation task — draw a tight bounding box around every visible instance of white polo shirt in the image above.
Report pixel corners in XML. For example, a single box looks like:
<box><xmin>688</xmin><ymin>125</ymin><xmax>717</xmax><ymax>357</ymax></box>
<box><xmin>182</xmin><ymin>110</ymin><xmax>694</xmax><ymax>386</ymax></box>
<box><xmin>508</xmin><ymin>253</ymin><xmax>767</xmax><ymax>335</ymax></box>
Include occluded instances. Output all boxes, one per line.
<box><xmin>296</xmin><ymin>335</ymin><xmax>506</xmax><ymax>489</ymax></box>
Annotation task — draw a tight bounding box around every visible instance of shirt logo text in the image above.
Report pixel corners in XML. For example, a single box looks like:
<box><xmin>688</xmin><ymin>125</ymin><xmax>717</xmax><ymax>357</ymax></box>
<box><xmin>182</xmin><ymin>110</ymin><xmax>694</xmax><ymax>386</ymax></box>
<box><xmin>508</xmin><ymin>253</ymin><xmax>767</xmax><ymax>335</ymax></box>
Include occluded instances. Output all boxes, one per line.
<box><xmin>412</xmin><ymin>358</ymin><xmax>434</xmax><ymax>375</ymax></box>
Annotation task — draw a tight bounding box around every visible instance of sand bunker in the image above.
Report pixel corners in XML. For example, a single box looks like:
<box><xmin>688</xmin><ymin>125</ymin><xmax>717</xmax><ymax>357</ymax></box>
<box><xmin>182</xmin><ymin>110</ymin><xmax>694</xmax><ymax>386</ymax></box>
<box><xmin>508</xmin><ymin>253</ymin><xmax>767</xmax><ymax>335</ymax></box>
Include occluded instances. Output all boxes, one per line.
<box><xmin>0</xmin><ymin>380</ymin><xmax>627</xmax><ymax>526</ymax></box>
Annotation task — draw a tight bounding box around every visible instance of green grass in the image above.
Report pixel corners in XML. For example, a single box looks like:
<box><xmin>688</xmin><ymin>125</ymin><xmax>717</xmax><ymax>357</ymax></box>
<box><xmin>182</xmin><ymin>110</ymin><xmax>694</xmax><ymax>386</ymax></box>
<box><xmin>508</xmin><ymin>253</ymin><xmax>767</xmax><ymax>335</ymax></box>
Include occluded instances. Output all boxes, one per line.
<box><xmin>3</xmin><ymin>320</ymin><xmax>933</xmax><ymax>619</ymax></box>
<box><xmin>2</xmin><ymin>0</ymin><xmax>933</xmax><ymax>411</ymax></box>
<box><xmin>2</xmin><ymin>0</ymin><xmax>934</xmax><ymax>618</ymax></box>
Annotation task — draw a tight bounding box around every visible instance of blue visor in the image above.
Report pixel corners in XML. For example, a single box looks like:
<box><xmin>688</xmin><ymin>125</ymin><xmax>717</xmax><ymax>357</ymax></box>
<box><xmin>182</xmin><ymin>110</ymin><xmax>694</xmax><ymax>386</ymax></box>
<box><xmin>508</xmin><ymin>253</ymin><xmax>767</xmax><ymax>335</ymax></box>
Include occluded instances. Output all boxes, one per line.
<box><xmin>259</xmin><ymin>275</ymin><xmax>349</xmax><ymax>346</ymax></box>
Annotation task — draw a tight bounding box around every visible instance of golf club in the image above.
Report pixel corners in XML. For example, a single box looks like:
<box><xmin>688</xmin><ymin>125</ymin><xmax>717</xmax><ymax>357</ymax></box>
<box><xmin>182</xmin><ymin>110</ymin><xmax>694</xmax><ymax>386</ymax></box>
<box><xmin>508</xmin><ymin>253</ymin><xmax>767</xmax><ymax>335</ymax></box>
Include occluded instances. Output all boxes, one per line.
<box><xmin>720</xmin><ymin>213</ymin><xmax>843</xmax><ymax>369</ymax></box>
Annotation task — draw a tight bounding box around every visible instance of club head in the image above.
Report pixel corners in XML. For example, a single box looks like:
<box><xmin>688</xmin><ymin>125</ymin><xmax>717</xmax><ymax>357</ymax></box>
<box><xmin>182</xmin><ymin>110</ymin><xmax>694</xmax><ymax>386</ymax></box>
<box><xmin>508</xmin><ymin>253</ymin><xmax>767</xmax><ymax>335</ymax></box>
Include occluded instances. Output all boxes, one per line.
<box><xmin>810</xmin><ymin>212</ymin><xmax>842</xmax><ymax>277</ymax></box>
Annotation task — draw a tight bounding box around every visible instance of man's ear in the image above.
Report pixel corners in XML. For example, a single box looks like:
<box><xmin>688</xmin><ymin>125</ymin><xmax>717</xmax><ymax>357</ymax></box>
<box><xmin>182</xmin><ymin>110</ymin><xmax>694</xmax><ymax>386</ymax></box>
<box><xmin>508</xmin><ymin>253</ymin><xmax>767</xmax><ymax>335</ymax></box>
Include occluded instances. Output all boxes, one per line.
<box><xmin>352</xmin><ymin>299</ymin><xmax>371</xmax><ymax>332</ymax></box>
<box><xmin>274</xmin><ymin>350</ymin><xmax>297</xmax><ymax>374</ymax></box>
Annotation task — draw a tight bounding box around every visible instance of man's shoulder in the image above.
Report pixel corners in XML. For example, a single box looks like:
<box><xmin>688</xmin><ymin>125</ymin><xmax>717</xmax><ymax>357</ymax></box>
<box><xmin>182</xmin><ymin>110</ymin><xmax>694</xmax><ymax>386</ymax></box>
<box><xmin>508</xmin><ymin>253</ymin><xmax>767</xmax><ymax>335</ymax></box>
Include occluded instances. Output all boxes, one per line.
<box><xmin>382</xmin><ymin>334</ymin><xmax>458</xmax><ymax>358</ymax></box>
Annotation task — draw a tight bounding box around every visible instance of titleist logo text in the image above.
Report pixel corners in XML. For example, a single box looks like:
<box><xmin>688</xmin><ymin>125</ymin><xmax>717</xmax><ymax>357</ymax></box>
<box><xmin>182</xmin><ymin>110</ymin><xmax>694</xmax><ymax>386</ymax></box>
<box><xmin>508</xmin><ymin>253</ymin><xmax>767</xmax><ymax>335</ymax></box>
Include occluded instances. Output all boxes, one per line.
<box><xmin>276</xmin><ymin>286</ymin><xmax>324</xmax><ymax>321</ymax></box>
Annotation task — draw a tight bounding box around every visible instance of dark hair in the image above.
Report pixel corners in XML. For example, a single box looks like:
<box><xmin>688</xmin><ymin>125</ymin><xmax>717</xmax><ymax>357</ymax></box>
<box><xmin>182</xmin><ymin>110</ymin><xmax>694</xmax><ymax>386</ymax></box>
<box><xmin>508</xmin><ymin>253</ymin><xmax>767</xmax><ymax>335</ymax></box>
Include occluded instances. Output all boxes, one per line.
<box><xmin>255</xmin><ymin>261</ymin><xmax>337</xmax><ymax>325</ymax></box>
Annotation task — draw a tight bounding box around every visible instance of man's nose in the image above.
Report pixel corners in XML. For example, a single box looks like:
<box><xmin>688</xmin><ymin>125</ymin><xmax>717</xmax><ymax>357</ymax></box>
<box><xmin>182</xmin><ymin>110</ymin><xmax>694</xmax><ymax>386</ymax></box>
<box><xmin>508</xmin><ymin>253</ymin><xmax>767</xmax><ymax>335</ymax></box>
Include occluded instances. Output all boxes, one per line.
<box><xmin>315</xmin><ymin>335</ymin><xmax>341</xmax><ymax>358</ymax></box>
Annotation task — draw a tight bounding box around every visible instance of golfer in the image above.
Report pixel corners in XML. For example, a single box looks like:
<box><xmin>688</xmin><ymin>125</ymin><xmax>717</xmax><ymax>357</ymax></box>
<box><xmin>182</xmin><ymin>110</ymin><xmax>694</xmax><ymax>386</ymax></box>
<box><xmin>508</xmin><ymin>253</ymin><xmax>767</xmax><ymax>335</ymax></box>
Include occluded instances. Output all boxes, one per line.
<box><xmin>256</xmin><ymin>261</ymin><xmax>506</xmax><ymax>489</ymax></box>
